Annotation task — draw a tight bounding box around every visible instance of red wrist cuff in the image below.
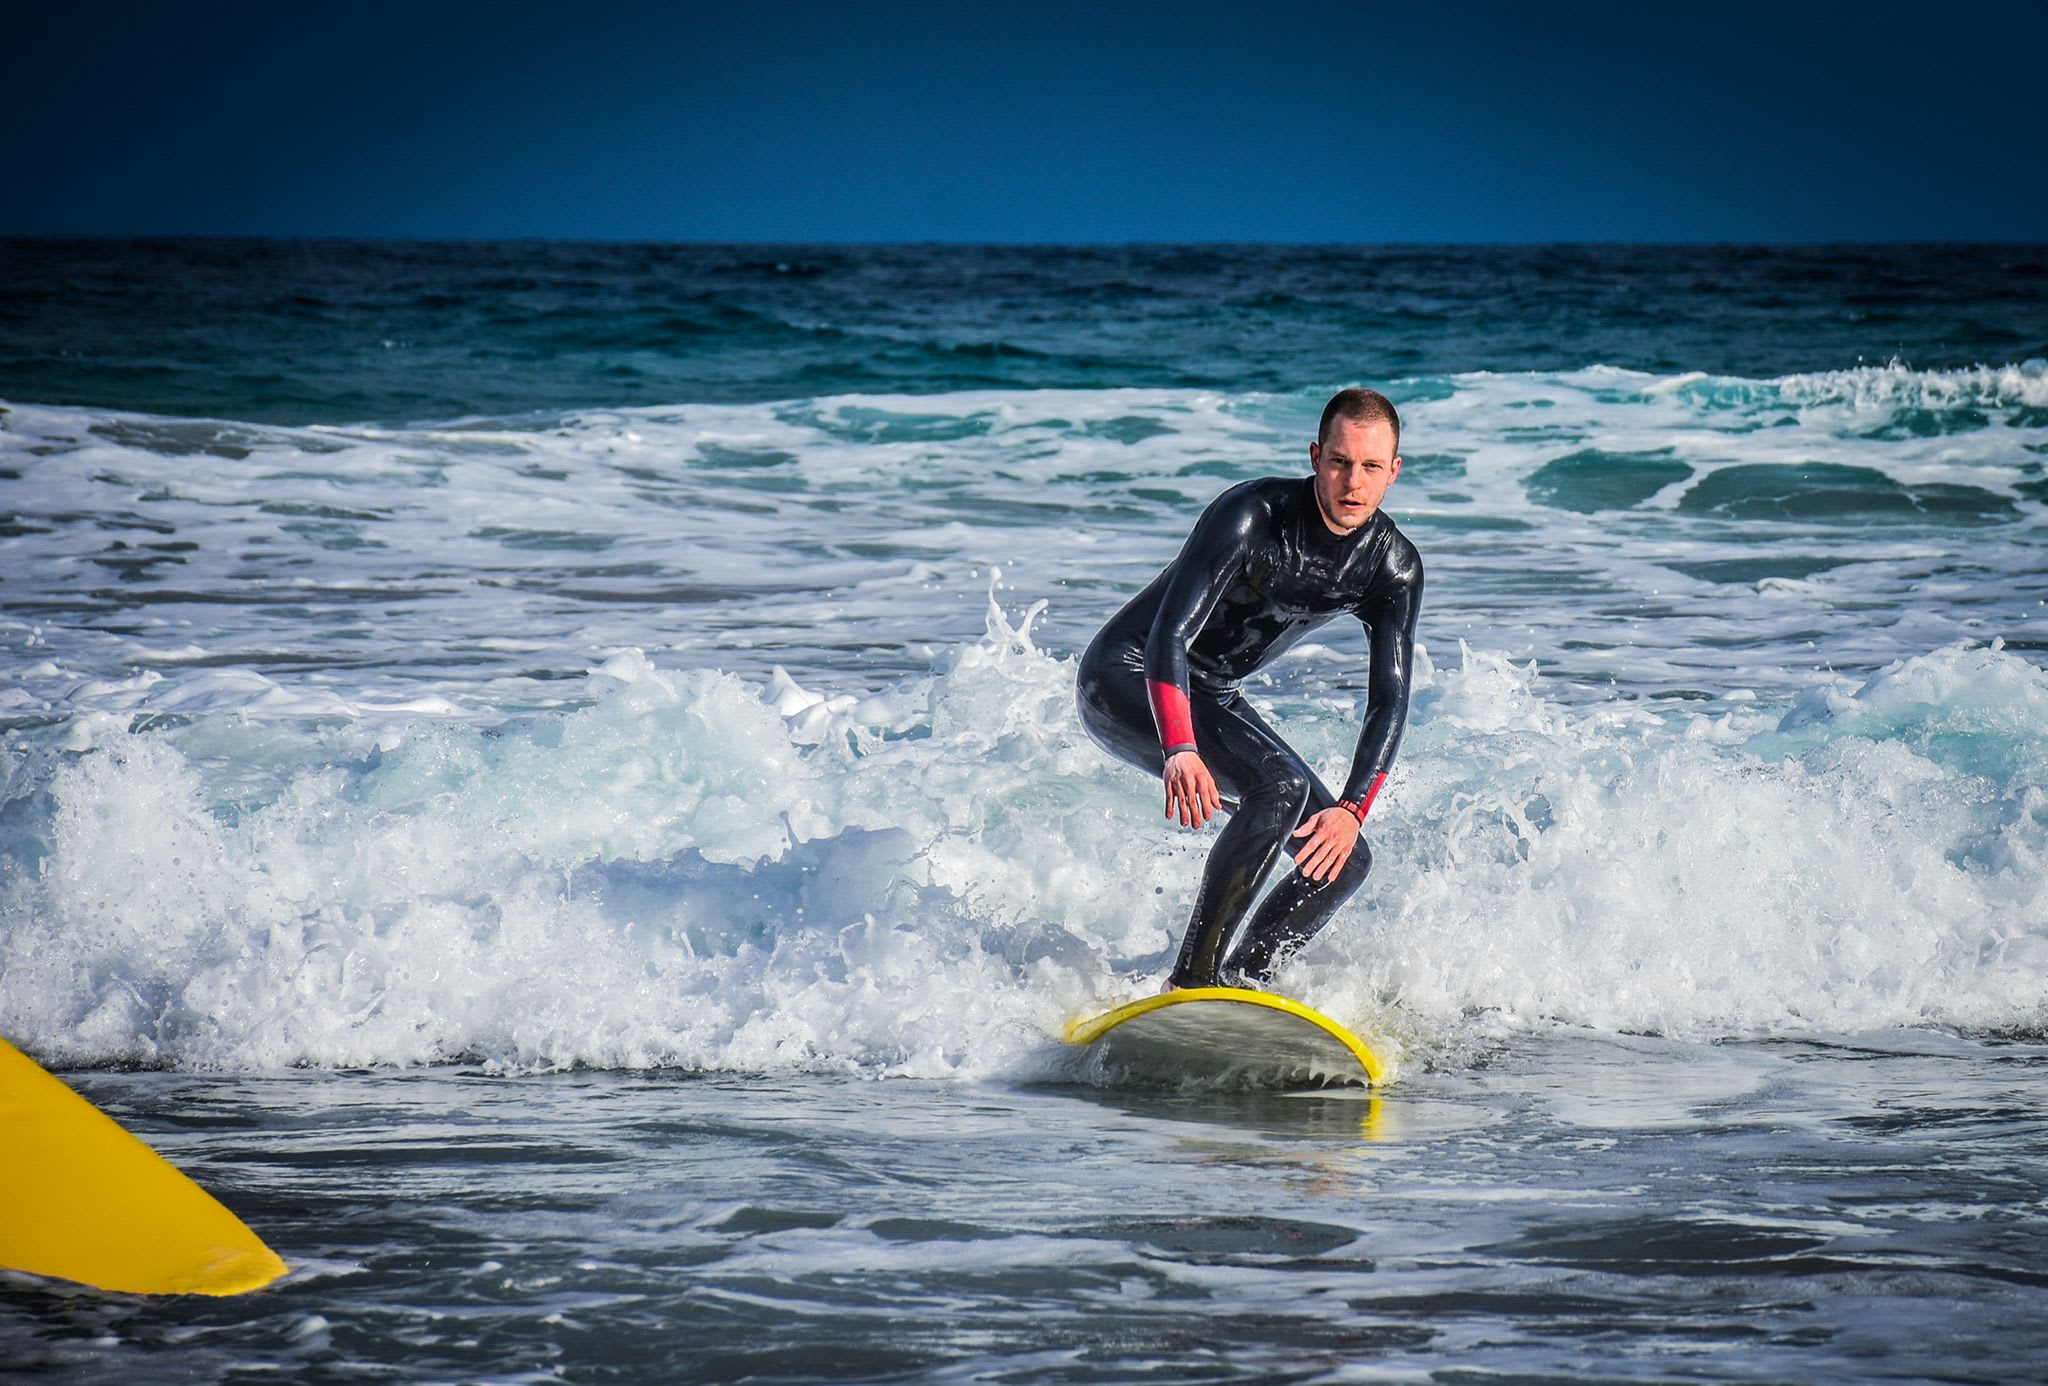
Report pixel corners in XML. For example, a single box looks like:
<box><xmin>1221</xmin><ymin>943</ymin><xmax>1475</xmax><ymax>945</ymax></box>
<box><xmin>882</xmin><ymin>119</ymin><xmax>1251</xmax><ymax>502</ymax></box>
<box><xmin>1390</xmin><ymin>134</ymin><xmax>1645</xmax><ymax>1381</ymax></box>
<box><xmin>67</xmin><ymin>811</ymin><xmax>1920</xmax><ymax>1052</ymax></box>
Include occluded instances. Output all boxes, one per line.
<box><xmin>1339</xmin><ymin>774</ymin><xmax>1389</xmax><ymax>824</ymax></box>
<box><xmin>1147</xmin><ymin>680</ymin><xmax>1196</xmax><ymax>756</ymax></box>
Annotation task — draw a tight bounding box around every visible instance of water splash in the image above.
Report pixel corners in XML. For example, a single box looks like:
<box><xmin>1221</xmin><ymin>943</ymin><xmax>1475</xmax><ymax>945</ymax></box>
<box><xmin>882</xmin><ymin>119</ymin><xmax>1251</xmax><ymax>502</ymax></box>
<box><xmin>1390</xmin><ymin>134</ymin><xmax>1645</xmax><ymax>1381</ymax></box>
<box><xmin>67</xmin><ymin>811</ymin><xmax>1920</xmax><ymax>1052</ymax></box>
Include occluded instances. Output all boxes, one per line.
<box><xmin>4</xmin><ymin>606</ymin><xmax>2044</xmax><ymax>1073</ymax></box>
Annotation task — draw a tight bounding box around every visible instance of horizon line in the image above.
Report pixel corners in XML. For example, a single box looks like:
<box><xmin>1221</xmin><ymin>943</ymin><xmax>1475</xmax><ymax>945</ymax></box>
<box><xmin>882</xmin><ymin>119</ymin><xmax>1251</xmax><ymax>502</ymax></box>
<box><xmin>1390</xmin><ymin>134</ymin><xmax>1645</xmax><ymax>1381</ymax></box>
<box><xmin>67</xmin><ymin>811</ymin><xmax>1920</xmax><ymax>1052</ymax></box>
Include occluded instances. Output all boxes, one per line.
<box><xmin>6</xmin><ymin>234</ymin><xmax>2048</xmax><ymax>252</ymax></box>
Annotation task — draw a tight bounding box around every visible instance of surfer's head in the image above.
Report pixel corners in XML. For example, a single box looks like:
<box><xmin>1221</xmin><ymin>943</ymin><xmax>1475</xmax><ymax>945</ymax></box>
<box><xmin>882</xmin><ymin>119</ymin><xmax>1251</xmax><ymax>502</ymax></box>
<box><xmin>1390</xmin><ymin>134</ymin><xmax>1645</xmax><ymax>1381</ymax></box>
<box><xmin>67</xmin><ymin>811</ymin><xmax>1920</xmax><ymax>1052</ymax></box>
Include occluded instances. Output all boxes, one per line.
<box><xmin>1317</xmin><ymin>387</ymin><xmax>1401</xmax><ymax>454</ymax></box>
<box><xmin>1309</xmin><ymin>388</ymin><xmax>1402</xmax><ymax>535</ymax></box>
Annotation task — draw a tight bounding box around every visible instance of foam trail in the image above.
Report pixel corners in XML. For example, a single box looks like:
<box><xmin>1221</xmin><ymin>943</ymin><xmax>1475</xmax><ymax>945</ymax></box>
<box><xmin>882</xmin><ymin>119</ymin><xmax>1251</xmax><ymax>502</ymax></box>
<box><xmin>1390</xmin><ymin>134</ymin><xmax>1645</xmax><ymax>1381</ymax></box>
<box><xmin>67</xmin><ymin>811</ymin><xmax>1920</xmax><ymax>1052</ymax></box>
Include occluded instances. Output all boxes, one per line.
<box><xmin>5</xmin><ymin>361</ymin><xmax>2046</xmax><ymax>723</ymax></box>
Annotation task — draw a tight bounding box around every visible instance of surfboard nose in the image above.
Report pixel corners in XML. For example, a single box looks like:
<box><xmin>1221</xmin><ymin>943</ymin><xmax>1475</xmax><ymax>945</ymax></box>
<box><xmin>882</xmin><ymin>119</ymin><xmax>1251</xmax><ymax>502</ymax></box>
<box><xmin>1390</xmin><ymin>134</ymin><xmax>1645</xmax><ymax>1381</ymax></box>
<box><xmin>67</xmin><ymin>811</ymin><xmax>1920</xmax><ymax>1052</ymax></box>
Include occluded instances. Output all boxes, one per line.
<box><xmin>0</xmin><ymin>1036</ymin><xmax>287</xmax><ymax>1296</ymax></box>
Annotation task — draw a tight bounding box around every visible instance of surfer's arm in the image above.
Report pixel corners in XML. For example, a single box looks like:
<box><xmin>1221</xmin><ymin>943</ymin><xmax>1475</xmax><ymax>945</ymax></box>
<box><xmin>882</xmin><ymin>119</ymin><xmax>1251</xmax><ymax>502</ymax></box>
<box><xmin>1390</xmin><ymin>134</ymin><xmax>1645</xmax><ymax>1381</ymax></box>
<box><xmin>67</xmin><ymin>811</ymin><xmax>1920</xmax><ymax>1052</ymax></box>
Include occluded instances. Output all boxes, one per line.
<box><xmin>1141</xmin><ymin>485</ymin><xmax>1258</xmax><ymax>756</ymax></box>
<box><xmin>1144</xmin><ymin>486</ymin><xmax>1259</xmax><ymax>830</ymax></box>
<box><xmin>1339</xmin><ymin>552</ymin><xmax>1423</xmax><ymax>818</ymax></box>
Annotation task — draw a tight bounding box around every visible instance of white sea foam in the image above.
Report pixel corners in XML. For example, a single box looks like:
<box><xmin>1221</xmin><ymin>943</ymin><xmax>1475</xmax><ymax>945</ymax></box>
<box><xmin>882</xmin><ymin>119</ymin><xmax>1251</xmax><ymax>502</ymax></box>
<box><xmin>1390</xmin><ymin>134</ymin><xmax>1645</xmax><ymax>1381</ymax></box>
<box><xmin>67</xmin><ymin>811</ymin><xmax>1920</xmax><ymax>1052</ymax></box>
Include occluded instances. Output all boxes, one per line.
<box><xmin>2</xmin><ymin>601</ymin><xmax>2042</xmax><ymax>1076</ymax></box>
<box><xmin>1713</xmin><ymin>358</ymin><xmax>2048</xmax><ymax>411</ymax></box>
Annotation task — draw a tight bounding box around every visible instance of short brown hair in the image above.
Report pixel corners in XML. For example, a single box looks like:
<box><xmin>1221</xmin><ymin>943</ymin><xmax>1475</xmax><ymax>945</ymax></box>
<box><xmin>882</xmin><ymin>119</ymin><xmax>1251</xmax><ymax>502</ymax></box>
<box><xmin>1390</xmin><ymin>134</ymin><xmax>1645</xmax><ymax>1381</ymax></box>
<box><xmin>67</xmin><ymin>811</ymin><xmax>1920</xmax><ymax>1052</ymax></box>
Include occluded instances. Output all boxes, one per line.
<box><xmin>1318</xmin><ymin>387</ymin><xmax>1401</xmax><ymax>452</ymax></box>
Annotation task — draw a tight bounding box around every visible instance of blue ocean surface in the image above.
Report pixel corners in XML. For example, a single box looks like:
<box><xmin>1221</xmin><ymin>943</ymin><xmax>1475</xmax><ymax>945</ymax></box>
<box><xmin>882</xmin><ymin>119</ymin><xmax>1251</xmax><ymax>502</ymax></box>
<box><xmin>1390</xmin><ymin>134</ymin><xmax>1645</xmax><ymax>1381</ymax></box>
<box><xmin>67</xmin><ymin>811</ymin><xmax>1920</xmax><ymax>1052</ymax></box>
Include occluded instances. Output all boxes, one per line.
<box><xmin>3</xmin><ymin>240</ymin><xmax>2048</xmax><ymax>1380</ymax></box>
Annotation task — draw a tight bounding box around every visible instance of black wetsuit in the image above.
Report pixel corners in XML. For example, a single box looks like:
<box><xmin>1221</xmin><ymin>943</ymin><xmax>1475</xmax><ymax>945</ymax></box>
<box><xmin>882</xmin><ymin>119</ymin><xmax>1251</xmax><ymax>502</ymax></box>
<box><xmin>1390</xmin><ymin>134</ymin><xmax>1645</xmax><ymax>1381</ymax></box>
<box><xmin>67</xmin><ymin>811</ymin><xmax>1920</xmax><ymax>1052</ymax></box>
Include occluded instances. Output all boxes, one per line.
<box><xmin>1077</xmin><ymin>476</ymin><xmax>1423</xmax><ymax>986</ymax></box>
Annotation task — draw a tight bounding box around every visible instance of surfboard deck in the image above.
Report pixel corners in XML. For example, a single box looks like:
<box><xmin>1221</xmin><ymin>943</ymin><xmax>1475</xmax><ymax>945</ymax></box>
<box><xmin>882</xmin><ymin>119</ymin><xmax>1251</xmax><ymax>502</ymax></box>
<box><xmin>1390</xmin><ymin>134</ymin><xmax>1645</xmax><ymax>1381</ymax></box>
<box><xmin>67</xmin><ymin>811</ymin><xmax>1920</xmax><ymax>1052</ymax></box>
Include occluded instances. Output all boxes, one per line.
<box><xmin>0</xmin><ymin>1036</ymin><xmax>287</xmax><ymax>1296</ymax></box>
<box><xmin>1064</xmin><ymin>986</ymin><xmax>1384</xmax><ymax>1088</ymax></box>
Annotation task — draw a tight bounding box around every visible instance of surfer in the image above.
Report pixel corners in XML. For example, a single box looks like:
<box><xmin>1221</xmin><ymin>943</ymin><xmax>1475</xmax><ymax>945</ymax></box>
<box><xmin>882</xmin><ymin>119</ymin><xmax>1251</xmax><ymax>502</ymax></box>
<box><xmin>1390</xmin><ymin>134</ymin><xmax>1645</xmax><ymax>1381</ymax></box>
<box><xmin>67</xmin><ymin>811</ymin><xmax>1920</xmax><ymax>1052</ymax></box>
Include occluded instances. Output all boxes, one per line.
<box><xmin>1077</xmin><ymin>388</ymin><xmax>1421</xmax><ymax>989</ymax></box>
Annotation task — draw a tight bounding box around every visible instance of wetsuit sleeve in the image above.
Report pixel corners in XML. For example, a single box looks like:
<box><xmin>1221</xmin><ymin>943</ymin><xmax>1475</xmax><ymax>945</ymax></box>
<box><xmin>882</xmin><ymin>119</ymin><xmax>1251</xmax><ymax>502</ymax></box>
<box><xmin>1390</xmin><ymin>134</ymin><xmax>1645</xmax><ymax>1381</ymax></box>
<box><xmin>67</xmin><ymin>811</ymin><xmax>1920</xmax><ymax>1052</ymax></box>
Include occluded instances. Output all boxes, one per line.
<box><xmin>1142</xmin><ymin>486</ymin><xmax>1261</xmax><ymax>757</ymax></box>
<box><xmin>1341</xmin><ymin>550</ymin><xmax>1423</xmax><ymax>815</ymax></box>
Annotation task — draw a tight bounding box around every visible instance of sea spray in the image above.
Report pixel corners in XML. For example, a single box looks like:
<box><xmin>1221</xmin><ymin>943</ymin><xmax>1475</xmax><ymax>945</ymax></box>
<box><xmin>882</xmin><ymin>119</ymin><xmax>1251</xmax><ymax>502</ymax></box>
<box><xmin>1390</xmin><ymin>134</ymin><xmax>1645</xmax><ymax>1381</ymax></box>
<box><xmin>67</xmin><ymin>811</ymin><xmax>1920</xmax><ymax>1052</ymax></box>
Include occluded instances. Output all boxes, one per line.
<box><xmin>1298</xmin><ymin>642</ymin><xmax>2048</xmax><ymax>1045</ymax></box>
<box><xmin>5</xmin><ymin>600</ymin><xmax>2044</xmax><ymax>1073</ymax></box>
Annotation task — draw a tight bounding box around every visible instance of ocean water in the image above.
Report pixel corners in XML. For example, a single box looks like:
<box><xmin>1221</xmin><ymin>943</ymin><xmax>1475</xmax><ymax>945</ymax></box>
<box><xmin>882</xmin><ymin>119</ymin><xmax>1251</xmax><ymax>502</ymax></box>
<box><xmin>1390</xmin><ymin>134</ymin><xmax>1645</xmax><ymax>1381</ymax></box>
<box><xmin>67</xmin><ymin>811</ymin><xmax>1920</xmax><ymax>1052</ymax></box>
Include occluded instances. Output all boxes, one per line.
<box><xmin>4</xmin><ymin>240</ymin><xmax>2048</xmax><ymax>1380</ymax></box>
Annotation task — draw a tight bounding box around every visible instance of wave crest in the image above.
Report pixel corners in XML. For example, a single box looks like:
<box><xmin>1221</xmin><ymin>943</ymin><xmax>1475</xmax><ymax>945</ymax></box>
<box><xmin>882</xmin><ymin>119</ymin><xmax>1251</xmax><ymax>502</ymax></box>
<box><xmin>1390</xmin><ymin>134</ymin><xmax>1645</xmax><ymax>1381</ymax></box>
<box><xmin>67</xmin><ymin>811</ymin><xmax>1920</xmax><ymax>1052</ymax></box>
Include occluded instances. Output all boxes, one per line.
<box><xmin>5</xmin><ymin>611</ymin><xmax>2045</xmax><ymax>1074</ymax></box>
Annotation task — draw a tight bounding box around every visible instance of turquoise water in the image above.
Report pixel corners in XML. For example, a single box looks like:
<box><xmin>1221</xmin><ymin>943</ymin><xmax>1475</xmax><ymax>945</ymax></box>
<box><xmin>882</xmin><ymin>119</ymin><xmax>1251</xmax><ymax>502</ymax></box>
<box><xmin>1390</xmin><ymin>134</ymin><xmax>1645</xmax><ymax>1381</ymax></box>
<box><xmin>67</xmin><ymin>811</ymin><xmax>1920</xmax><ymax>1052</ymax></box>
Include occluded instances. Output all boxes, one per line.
<box><xmin>3</xmin><ymin>240</ymin><xmax>2048</xmax><ymax>1380</ymax></box>
<box><xmin>5</xmin><ymin>241</ymin><xmax>2043</xmax><ymax>423</ymax></box>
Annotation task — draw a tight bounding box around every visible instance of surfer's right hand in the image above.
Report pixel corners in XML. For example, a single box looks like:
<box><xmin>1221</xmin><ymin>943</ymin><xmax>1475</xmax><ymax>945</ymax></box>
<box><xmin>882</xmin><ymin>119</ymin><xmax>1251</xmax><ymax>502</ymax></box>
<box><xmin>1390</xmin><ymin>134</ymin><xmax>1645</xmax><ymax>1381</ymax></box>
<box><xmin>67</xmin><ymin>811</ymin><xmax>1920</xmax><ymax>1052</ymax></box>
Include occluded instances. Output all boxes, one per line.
<box><xmin>1164</xmin><ymin>751</ymin><xmax>1221</xmax><ymax>829</ymax></box>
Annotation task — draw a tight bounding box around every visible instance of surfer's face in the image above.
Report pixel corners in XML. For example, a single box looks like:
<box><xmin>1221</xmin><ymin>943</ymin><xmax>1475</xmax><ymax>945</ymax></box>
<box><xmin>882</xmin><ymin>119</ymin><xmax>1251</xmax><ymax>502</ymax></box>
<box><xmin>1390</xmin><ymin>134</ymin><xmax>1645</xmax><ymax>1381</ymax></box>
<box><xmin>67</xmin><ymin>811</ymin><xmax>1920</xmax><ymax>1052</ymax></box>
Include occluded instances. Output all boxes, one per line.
<box><xmin>1309</xmin><ymin>417</ymin><xmax>1401</xmax><ymax>535</ymax></box>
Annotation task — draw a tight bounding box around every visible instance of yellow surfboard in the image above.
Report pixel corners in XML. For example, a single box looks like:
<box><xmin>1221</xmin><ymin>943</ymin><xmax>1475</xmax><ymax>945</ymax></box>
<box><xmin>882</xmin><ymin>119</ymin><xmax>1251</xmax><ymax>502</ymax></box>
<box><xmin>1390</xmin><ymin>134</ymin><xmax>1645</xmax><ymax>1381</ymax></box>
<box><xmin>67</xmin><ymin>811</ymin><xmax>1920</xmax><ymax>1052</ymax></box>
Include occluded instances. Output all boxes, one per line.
<box><xmin>1064</xmin><ymin>986</ymin><xmax>1385</xmax><ymax>1088</ymax></box>
<box><xmin>0</xmin><ymin>1036</ymin><xmax>286</xmax><ymax>1296</ymax></box>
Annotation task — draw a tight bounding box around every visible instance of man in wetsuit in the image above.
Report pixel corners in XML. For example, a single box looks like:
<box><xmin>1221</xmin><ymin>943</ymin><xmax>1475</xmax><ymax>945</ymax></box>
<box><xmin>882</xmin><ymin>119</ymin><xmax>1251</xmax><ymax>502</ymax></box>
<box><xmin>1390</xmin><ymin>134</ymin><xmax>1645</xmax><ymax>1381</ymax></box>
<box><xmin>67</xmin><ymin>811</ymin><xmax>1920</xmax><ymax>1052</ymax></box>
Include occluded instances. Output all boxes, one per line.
<box><xmin>1077</xmin><ymin>387</ymin><xmax>1422</xmax><ymax>990</ymax></box>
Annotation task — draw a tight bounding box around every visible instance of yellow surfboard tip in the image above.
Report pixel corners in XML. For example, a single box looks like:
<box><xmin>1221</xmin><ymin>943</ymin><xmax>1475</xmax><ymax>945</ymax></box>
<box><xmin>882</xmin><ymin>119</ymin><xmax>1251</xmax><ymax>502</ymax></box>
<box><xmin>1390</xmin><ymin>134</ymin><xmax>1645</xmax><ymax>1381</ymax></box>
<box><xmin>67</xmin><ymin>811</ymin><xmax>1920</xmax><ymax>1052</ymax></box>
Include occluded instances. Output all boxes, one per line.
<box><xmin>0</xmin><ymin>1036</ymin><xmax>287</xmax><ymax>1297</ymax></box>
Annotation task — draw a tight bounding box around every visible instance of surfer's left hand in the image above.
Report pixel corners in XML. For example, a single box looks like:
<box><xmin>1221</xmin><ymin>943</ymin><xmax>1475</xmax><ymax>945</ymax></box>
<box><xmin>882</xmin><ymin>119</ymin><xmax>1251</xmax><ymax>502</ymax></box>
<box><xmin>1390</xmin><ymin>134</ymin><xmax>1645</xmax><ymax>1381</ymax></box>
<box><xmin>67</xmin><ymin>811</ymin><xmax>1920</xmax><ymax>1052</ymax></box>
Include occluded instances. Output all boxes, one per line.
<box><xmin>1290</xmin><ymin>808</ymin><xmax>1360</xmax><ymax>882</ymax></box>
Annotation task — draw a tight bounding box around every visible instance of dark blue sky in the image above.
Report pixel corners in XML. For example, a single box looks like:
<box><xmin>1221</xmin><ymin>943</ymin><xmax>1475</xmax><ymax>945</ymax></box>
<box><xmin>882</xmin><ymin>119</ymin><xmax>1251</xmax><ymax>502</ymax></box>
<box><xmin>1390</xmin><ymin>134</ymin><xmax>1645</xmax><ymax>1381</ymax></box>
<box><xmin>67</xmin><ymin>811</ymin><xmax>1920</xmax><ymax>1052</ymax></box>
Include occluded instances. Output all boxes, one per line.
<box><xmin>9</xmin><ymin>1</ymin><xmax>2044</xmax><ymax>242</ymax></box>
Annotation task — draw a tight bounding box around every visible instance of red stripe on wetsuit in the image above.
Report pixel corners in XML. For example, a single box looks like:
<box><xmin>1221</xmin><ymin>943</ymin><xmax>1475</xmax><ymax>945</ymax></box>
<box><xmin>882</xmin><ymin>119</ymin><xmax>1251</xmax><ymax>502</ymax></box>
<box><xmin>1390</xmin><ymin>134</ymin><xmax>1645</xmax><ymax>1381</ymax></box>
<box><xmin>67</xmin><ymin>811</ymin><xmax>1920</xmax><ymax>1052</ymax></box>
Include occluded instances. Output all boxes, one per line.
<box><xmin>1148</xmin><ymin>680</ymin><xmax>1198</xmax><ymax>757</ymax></box>
<box><xmin>1336</xmin><ymin>772</ymin><xmax>1387</xmax><ymax>824</ymax></box>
